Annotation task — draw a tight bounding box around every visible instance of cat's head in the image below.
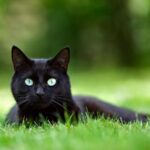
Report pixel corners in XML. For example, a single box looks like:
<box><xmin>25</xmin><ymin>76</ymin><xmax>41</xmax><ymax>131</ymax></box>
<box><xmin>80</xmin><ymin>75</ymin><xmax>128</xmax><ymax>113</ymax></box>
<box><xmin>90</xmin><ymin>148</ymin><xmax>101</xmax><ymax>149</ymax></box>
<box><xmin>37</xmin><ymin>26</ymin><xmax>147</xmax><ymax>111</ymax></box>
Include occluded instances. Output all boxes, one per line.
<box><xmin>11</xmin><ymin>46</ymin><xmax>72</xmax><ymax>110</ymax></box>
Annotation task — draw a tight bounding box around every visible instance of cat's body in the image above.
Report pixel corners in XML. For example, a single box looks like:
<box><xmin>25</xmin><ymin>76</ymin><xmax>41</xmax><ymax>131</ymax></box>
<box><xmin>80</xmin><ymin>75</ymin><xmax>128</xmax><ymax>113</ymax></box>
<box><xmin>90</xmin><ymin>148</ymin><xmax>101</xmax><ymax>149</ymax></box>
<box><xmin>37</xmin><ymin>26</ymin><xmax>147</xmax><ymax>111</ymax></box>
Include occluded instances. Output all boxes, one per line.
<box><xmin>6</xmin><ymin>46</ymin><xmax>149</xmax><ymax>124</ymax></box>
<box><xmin>7</xmin><ymin>96</ymin><xmax>148</xmax><ymax>124</ymax></box>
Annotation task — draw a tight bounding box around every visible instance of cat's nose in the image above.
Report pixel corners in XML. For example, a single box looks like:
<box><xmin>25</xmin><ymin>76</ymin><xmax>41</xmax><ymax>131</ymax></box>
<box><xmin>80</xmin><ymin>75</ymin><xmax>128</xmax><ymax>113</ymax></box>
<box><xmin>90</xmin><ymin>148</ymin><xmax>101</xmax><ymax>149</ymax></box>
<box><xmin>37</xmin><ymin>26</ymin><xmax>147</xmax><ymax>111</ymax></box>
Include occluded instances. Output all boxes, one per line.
<box><xmin>36</xmin><ymin>87</ymin><xmax>45</xmax><ymax>96</ymax></box>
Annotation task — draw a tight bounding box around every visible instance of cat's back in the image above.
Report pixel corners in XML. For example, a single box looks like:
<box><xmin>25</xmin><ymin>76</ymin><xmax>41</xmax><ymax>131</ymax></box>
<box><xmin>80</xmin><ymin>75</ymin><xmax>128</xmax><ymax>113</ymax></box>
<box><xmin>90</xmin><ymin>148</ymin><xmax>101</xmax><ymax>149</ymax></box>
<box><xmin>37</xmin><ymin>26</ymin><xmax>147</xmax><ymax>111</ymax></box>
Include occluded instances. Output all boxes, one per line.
<box><xmin>72</xmin><ymin>95</ymin><xmax>103</xmax><ymax>112</ymax></box>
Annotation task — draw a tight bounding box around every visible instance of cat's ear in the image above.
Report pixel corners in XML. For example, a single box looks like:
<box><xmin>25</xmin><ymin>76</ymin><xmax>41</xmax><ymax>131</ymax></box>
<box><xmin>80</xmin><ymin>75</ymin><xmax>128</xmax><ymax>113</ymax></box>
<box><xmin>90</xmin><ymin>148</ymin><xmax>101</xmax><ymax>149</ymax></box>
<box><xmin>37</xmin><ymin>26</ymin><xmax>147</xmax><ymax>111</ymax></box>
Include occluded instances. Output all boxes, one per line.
<box><xmin>50</xmin><ymin>47</ymin><xmax>70</xmax><ymax>72</ymax></box>
<box><xmin>12</xmin><ymin>46</ymin><xmax>32</xmax><ymax>71</ymax></box>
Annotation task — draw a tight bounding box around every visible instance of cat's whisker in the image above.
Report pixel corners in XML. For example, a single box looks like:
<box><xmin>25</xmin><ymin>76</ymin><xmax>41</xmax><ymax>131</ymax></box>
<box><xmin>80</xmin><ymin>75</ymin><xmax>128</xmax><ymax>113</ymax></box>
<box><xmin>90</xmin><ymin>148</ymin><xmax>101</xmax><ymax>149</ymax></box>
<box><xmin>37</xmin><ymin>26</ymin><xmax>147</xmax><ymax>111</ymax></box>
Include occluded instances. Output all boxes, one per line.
<box><xmin>51</xmin><ymin>99</ymin><xmax>65</xmax><ymax>108</ymax></box>
<box><xmin>56</xmin><ymin>97</ymin><xmax>73</xmax><ymax>107</ymax></box>
<box><xmin>17</xmin><ymin>100</ymin><xmax>29</xmax><ymax>106</ymax></box>
<box><xmin>52</xmin><ymin>99</ymin><xmax>70</xmax><ymax>111</ymax></box>
<box><xmin>16</xmin><ymin>95</ymin><xmax>32</xmax><ymax>107</ymax></box>
<box><xmin>17</xmin><ymin>100</ymin><xmax>26</xmax><ymax>104</ymax></box>
<box><xmin>56</xmin><ymin>95</ymin><xmax>71</xmax><ymax>100</ymax></box>
<box><xmin>52</xmin><ymin>98</ymin><xmax>72</xmax><ymax>113</ymax></box>
<box><xmin>56</xmin><ymin>96</ymin><xmax>71</xmax><ymax>102</ymax></box>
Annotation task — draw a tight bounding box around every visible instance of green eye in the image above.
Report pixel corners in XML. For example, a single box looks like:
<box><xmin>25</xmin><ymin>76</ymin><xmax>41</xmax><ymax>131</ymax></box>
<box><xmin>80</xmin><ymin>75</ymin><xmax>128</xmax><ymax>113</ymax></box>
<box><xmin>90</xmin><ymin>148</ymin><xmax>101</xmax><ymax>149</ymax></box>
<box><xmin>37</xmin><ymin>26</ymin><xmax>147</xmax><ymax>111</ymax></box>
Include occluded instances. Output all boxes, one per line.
<box><xmin>25</xmin><ymin>78</ymin><xmax>33</xmax><ymax>86</ymax></box>
<box><xmin>47</xmin><ymin>78</ymin><xmax>57</xmax><ymax>86</ymax></box>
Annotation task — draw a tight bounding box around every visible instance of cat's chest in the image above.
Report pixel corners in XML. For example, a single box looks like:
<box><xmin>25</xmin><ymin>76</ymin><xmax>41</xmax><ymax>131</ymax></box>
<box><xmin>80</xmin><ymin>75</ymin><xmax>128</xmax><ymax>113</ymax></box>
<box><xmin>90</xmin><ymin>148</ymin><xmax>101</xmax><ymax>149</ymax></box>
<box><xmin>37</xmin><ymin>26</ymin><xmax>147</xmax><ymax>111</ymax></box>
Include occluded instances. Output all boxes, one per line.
<box><xmin>19</xmin><ymin>100</ymin><xmax>79</xmax><ymax>123</ymax></box>
<box><xmin>19</xmin><ymin>107</ymin><xmax>65</xmax><ymax>123</ymax></box>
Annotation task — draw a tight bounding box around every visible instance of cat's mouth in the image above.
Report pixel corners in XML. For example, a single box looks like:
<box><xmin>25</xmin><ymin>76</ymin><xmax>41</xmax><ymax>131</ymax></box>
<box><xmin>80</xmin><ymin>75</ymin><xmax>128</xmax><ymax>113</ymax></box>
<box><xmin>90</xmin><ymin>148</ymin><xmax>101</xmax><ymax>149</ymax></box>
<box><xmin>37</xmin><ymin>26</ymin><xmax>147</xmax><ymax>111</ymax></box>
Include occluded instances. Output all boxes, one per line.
<box><xmin>17</xmin><ymin>96</ymin><xmax>53</xmax><ymax>109</ymax></box>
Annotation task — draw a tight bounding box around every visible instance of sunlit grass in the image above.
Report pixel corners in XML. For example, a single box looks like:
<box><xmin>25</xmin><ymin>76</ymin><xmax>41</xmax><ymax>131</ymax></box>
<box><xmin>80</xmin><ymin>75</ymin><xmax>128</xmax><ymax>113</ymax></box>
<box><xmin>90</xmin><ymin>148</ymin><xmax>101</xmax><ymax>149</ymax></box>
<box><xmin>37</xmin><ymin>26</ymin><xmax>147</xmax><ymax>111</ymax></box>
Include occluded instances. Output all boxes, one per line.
<box><xmin>0</xmin><ymin>119</ymin><xmax>150</xmax><ymax>150</ymax></box>
<box><xmin>1</xmin><ymin>69</ymin><xmax>150</xmax><ymax>150</ymax></box>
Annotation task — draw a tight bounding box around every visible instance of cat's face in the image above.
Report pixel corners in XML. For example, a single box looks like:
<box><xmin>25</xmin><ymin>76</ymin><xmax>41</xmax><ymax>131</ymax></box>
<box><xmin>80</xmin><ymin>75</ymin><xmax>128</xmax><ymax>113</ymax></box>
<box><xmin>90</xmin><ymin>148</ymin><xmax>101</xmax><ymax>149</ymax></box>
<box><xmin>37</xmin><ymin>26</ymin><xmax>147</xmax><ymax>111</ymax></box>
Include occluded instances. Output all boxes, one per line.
<box><xmin>11</xmin><ymin>46</ymin><xmax>71</xmax><ymax>110</ymax></box>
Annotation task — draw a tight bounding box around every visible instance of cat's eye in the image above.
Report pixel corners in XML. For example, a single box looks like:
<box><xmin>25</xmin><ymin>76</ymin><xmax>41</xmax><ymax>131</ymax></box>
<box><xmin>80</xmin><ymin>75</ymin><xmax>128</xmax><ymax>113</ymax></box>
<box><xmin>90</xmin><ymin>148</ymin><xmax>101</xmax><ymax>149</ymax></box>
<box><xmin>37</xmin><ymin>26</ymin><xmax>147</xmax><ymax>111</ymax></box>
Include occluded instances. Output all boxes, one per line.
<box><xmin>47</xmin><ymin>78</ymin><xmax>57</xmax><ymax>86</ymax></box>
<box><xmin>25</xmin><ymin>78</ymin><xmax>34</xmax><ymax>86</ymax></box>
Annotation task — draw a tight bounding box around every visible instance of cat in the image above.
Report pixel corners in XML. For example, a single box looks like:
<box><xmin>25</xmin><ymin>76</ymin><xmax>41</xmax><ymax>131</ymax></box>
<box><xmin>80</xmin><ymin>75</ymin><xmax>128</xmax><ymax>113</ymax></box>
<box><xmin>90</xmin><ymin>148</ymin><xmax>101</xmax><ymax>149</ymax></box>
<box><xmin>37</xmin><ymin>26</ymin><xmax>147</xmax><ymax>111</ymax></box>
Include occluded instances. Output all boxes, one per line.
<box><xmin>6</xmin><ymin>46</ymin><xmax>149</xmax><ymax>125</ymax></box>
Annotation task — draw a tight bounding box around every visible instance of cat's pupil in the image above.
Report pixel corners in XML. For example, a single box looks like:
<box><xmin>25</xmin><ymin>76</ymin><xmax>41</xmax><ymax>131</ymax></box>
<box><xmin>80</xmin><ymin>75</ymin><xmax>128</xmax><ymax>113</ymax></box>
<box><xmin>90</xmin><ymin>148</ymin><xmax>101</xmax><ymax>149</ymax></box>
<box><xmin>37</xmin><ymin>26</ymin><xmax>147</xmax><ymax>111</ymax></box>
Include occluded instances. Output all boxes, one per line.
<box><xmin>47</xmin><ymin>78</ymin><xmax>57</xmax><ymax>86</ymax></box>
<box><xmin>25</xmin><ymin>78</ymin><xmax>33</xmax><ymax>86</ymax></box>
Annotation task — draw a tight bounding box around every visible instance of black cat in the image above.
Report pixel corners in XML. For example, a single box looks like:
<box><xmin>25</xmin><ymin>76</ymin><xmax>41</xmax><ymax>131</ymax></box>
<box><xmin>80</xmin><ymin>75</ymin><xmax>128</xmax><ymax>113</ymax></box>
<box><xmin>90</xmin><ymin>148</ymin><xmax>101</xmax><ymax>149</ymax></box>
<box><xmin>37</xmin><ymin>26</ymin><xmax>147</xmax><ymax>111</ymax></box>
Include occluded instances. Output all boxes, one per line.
<box><xmin>6</xmin><ymin>46</ymin><xmax>149</xmax><ymax>124</ymax></box>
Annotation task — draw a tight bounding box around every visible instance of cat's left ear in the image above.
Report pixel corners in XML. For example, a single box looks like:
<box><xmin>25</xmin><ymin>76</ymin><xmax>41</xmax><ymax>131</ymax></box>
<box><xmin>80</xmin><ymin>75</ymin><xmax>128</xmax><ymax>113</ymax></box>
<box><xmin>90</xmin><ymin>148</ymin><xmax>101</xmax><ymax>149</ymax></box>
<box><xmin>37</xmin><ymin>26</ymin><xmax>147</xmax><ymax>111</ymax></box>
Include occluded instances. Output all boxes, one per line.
<box><xmin>12</xmin><ymin>46</ymin><xmax>32</xmax><ymax>71</ymax></box>
<box><xmin>50</xmin><ymin>47</ymin><xmax>70</xmax><ymax>72</ymax></box>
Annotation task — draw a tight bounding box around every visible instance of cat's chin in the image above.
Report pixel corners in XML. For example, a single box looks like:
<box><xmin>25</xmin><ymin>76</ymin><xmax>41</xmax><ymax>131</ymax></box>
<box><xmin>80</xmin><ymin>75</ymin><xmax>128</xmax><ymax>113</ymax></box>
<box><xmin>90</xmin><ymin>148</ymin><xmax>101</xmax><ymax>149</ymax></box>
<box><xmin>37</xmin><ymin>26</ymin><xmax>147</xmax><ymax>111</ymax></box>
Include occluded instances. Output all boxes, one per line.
<box><xmin>35</xmin><ymin>101</ymin><xmax>51</xmax><ymax>109</ymax></box>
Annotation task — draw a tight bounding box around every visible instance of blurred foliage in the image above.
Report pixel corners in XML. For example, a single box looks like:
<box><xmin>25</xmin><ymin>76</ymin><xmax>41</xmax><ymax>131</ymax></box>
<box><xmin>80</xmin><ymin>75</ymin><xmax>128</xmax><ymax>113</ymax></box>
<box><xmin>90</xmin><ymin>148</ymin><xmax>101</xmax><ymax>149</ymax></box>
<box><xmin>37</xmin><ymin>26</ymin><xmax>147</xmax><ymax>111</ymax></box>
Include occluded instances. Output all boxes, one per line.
<box><xmin>1</xmin><ymin>0</ymin><xmax>150</xmax><ymax>72</ymax></box>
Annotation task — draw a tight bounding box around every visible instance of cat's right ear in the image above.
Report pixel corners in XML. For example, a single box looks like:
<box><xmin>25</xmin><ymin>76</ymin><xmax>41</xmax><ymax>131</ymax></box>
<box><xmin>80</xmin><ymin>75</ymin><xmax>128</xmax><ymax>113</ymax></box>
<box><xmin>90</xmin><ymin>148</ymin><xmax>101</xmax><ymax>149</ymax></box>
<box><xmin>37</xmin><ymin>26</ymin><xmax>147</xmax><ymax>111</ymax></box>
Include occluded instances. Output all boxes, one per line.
<box><xmin>12</xmin><ymin>46</ymin><xmax>32</xmax><ymax>71</ymax></box>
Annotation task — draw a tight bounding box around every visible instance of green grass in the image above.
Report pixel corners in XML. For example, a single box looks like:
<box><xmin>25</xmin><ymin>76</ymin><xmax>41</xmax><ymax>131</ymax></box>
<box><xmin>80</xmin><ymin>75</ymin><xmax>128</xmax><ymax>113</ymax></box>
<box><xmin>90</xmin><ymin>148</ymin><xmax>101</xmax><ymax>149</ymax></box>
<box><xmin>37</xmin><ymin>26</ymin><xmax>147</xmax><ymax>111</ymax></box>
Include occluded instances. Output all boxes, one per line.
<box><xmin>1</xmin><ymin>119</ymin><xmax>150</xmax><ymax>150</ymax></box>
<box><xmin>1</xmin><ymin>69</ymin><xmax>150</xmax><ymax>150</ymax></box>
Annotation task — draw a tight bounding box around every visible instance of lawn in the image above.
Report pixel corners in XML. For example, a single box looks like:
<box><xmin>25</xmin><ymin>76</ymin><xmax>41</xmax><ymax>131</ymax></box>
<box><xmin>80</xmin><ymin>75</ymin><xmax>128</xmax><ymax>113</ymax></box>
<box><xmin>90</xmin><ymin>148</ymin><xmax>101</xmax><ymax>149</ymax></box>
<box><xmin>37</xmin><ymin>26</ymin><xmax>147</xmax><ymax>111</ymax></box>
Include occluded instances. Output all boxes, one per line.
<box><xmin>0</xmin><ymin>69</ymin><xmax>150</xmax><ymax>150</ymax></box>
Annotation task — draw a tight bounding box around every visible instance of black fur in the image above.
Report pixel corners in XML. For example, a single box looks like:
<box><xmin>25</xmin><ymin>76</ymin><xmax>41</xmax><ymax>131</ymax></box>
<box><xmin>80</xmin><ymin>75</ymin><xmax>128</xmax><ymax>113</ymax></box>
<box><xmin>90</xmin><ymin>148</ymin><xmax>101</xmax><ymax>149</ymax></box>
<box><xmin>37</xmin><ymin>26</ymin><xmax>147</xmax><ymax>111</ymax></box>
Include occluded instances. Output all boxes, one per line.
<box><xmin>6</xmin><ymin>46</ymin><xmax>149</xmax><ymax>124</ymax></box>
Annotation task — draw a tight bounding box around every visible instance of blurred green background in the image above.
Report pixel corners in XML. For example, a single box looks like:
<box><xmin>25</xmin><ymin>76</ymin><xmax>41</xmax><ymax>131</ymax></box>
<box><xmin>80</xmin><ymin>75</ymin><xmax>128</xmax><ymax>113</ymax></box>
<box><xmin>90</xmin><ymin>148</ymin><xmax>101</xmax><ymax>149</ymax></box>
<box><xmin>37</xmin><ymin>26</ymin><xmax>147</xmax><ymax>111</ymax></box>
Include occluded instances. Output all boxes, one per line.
<box><xmin>1</xmin><ymin>0</ymin><xmax>150</xmax><ymax>113</ymax></box>
<box><xmin>1</xmin><ymin>0</ymin><xmax>150</xmax><ymax>71</ymax></box>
